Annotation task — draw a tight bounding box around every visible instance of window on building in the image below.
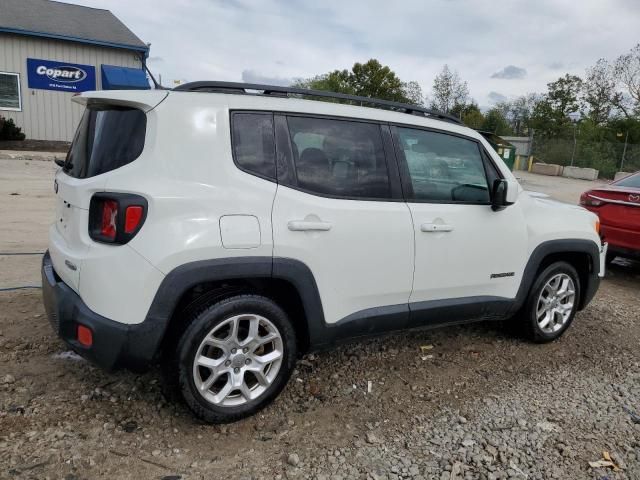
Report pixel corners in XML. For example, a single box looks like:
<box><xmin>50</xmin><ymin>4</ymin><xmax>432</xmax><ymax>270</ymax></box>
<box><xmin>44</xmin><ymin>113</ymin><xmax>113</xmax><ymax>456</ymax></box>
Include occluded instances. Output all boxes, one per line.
<box><xmin>0</xmin><ymin>72</ymin><xmax>21</xmax><ymax>111</ymax></box>
<box><xmin>286</xmin><ymin>116</ymin><xmax>391</xmax><ymax>199</ymax></box>
<box><xmin>231</xmin><ymin>113</ymin><xmax>276</xmax><ymax>180</ymax></box>
<box><xmin>396</xmin><ymin>127</ymin><xmax>491</xmax><ymax>203</ymax></box>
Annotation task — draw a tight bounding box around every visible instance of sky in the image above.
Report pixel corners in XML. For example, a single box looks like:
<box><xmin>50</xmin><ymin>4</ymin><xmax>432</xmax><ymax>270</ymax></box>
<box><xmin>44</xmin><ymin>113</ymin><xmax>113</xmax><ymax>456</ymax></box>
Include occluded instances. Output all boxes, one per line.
<box><xmin>64</xmin><ymin>0</ymin><xmax>640</xmax><ymax>108</ymax></box>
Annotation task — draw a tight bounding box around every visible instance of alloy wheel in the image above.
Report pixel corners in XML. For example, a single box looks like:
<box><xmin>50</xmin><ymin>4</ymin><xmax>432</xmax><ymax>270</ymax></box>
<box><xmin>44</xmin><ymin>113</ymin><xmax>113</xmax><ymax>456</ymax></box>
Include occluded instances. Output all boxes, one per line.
<box><xmin>192</xmin><ymin>314</ymin><xmax>283</xmax><ymax>407</ymax></box>
<box><xmin>536</xmin><ymin>273</ymin><xmax>576</xmax><ymax>334</ymax></box>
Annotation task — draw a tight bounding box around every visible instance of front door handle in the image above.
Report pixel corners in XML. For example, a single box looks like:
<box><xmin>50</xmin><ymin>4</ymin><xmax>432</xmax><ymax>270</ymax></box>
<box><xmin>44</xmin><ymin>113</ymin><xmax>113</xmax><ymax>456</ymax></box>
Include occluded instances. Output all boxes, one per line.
<box><xmin>288</xmin><ymin>220</ymin><xmax>332</xmax><ymax>232</ymax></box>
<box><xmin>421</xmin><ymin>223</ymin><xmax>454</xmax><ymax>233</ymax></box>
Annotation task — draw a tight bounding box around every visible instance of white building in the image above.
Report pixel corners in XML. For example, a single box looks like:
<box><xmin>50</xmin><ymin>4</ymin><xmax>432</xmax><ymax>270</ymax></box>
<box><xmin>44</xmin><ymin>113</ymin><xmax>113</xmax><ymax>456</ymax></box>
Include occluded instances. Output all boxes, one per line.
<box><xmin>0</xmin><ymin>0</ymin><xmax>150</xmax><ymax>141</ymax></box>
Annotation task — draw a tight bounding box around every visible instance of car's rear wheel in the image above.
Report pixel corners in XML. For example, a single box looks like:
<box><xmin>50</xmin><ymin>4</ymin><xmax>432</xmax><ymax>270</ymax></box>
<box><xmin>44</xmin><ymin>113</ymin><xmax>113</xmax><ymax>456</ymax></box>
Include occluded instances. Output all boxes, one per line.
<box><xmin>521</xmin><ymin>261</ymin><xmax>581</xmax><ymax>343</ymax></box>
<box><xmin>171</xmin><ymin>295</ymin><xmax>297</xmax><ymax>423</ymax></box>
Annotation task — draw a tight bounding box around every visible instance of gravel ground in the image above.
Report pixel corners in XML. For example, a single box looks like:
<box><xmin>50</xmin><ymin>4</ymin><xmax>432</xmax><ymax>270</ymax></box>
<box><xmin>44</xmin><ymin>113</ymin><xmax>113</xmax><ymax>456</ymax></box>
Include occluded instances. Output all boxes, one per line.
<box><xmin>1</xmin><ymin>160</ymin><xmax>639</xmax><ymax>479</ymax></box>
<box><xmin>1</xmin><ymin>260</ymin><xmax>639</xmax><ymax>480</ymax></box>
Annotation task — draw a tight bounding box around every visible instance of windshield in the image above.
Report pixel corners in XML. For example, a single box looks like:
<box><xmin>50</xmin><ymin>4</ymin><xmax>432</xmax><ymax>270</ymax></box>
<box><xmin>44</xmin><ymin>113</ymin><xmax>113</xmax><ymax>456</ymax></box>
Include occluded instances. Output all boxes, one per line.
<box><xmin>65</xmin><ymin>106</ymin><xmax>146</xmax><ymax>179</ymax></box>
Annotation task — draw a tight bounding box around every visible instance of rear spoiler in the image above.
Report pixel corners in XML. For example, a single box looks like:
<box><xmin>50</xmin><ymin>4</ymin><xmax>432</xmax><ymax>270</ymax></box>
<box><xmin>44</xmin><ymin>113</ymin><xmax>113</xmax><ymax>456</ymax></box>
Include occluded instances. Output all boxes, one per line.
<box><xmin>71</xmin><ymin>90</ymin><xmax>169</xmax><ymax>113</ymax></box>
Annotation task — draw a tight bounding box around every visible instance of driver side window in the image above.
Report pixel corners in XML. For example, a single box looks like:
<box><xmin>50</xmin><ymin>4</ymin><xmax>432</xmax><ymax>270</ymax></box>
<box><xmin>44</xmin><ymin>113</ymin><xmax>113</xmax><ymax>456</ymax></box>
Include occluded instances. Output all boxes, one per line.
<box><xmin>396</xmin><ymin>127</ymin><xmax>491</xmax><ymax>203</ymax></box>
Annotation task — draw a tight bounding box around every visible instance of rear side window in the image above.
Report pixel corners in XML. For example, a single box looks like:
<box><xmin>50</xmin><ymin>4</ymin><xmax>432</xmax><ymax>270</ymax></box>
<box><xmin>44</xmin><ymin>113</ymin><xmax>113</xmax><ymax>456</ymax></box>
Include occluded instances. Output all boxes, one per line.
<box><xmin>396</xmin><ymin>127</ymin><xmax>491</xmax><ymax>203</ymax></box>
<box><xmin>286</xmin><ymin>116</ymin><xmax>391</xmax><ymax>199</ymax></box>
<box><xmin>65</xmin><ymin>106</ymin><xmax>146</xmax><ymax>179</ymax></box>
<box><xmin>614</xmin><ymin>172</ymin><xmax>640</xmax><ymax>188</ymax></box>
<box><xmin>231</xmin><ymin>113</ymin><xmax>276</xmax><ymax>180</ymax></box>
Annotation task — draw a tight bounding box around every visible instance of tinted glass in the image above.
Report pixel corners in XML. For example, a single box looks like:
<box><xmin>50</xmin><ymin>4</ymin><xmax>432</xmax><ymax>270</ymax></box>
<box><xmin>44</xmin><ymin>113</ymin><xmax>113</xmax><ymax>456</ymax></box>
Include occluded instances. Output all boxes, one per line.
<box><xmin>614</xmin><ymin>171</ymin><xmax>640</xmax><ymax>189</ymax></box>
<box><xmin>66</xmin><ymin>106</ymin><xmax>146</xmax><ymax>179</ymax></box>
<box><xmin>287</xmin><ymin>116</ymin><xmax>390</xmax><ymax>199</ymax></box>
<box><xmin>0</xmin><ymin>73</ymin><xmax>20</xmax><ymax>109</ymax></box>
<box><xmin>397</xmin><ymin>127</ymin><xmax>490</xmax><ymax>203</ymax></box>
<box><xmin>231</xmin><ymin>113</ymin><xmax>276</xmax><ymax>179</ymax></box>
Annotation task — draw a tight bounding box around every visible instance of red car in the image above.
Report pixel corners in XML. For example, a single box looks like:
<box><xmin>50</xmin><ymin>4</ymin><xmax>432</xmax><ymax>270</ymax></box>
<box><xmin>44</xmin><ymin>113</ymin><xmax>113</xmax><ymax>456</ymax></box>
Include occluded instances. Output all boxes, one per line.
<box><xmin>580</xmin><ymin>171</ymin><xmax>640</xmax><ymax>263</ymax></box>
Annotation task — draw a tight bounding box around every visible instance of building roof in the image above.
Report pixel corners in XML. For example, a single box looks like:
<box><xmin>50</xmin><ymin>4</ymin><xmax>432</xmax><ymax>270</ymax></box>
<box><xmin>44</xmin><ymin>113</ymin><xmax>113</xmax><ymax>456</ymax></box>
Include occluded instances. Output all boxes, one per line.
<box><xmin>0</xmin><ymin>0</ymin><xmax>148</xmax><ymax>53</ymax></box>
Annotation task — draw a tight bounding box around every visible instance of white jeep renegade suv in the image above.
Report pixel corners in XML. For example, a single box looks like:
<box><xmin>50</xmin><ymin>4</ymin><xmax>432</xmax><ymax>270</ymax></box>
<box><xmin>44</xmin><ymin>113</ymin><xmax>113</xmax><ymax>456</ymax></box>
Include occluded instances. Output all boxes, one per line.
<box><xmin>42</xmin><ymin>82</ymin><xmax>607</xmax><ymax>423</ymax></box>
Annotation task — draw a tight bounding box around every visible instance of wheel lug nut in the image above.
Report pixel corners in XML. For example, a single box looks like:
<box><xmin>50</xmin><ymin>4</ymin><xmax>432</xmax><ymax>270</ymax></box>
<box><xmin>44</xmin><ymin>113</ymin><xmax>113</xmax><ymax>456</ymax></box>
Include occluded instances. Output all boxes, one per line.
<box><xmin>234</xmin><ymin>367</ymin><xmax>240</xmax><ymax>373</ymax></box>
<box><xmin>243</xmin><ymin>348</ymin><xmax>248</xmax><ymax>353</ymax></box>
<box><xmin>231</xmin><ymin>348</ymin><xmax>237</xmax><ymax>354</ymax></box>
<box><xmin>245</xmin><ymin>358</ymin><xmax>251</xmax><ymax>365</ymax></box>
<box><xmin>225</xmin><ymin>360</ymin><xmax>231</xmax><ymax>366</ymax></box>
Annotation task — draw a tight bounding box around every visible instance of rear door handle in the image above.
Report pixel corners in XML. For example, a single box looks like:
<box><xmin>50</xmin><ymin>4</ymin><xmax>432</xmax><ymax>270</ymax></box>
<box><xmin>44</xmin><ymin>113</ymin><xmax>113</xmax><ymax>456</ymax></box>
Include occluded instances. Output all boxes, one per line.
<box><xmin>288</xmin><ymin>220</ymin><xmax>332</xmax><ymax>232</ymax></box>
<box><xmin>421</xmin><ymin>223</ymin><xmax>454</xmax><ymax>233</ymax></box>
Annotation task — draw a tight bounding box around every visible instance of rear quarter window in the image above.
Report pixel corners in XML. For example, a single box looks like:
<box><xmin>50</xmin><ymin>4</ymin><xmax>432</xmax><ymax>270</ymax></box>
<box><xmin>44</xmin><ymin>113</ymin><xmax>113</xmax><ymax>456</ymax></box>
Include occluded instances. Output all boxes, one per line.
<box><xmin>65</xmin><ymin>106</ymin><xmax>146</xmax><ymax>179</ymax></box>
<box><xmin>231</xmin><ymin>112</ymin><xmax>276</xmax><ymax>180</ymax></box>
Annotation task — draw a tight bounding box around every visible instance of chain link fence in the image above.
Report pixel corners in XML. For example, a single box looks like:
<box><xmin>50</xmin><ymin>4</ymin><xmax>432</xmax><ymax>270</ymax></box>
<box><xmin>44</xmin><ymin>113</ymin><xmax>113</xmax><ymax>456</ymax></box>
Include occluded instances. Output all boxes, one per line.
<box><xmin>531</xmin><ymin>132</ymin><xmax>639</xmax><ymax>179</ymax></box>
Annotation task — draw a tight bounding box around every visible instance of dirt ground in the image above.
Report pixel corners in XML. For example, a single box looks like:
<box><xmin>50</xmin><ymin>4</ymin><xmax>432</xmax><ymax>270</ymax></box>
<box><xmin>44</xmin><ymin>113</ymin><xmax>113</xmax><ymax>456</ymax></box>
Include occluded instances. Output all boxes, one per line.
<box><xmin>1</xmin><ymin>159</ymin><xmax>639</xmax><ymax>480</ymax></box>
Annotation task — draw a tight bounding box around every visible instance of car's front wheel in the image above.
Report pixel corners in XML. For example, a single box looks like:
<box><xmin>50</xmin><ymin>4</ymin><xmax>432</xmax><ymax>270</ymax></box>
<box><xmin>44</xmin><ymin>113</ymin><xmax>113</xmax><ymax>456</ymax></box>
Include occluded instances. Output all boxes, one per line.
<box><xmin>521</xmin><ymin>261</ymin><xmax>581</xmax><ymax>343</ymax></box>
<box><xmin>171</xmin><ymin>295</ymin><xmax>297</xmax><ymax>423</ymax></box>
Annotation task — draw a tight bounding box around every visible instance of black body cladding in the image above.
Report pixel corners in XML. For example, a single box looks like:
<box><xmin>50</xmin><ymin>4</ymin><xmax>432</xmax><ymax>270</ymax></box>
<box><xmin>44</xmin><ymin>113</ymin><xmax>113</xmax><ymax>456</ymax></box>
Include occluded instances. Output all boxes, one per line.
<box><xmin>40</xmin><ymin>237</ymin><xmax>601</xmax><ymax>372</ymax></box>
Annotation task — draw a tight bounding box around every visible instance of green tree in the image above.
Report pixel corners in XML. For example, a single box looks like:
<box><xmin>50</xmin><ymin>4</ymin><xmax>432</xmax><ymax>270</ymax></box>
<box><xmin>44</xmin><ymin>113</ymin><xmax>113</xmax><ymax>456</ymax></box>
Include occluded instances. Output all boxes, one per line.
<box><xmin>430</xmin><ymin>65</ymin><xmax>469</xmax><ymax>114</ymax></box>
<box><xmin>583</xmin><ymin>59</ymin><xmax>620</xmax><ymax>124</ymax></box>
<box><xmin>482</xmin><ymin>108</ymin><xmax>512</xmax><ymax>135</ymax></box>
<box><xmin>530</xmin><ymin>75</ymin><xmax>583</xmax><ymax>137</ymax></box>
<box><xmin>495</xmin><ymin>94</ymin><xmax>539</xmax><ymax>135</ymax></box>
<box><xmin>451</xmin><ymin>102</ymin><xmax>484</xmax><ymax>129</ymax></box>
<box><xmin>547</xmin><ymin>74</ymin><xmax>583</xmax><ymax>118</ymax></box>
<box><xmin>293</xmin><ymin>59</ymin><xmax>423</xmax><ymax>105</ymax></box>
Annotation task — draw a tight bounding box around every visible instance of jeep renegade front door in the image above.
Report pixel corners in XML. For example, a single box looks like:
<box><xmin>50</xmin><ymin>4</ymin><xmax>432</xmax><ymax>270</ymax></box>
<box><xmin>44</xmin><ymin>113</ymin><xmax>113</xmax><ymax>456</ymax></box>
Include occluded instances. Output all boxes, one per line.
<box><xmin>391</xmin><ymin>126</ymin><xmax>527</xmax><ymax>319</ymax></box>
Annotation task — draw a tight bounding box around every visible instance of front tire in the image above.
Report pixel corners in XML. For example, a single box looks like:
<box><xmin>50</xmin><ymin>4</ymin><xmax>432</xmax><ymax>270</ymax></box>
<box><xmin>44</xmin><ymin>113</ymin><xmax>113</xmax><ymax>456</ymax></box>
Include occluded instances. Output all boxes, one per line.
<box><xmin>521</xmin><ymin>262</ymin><xmax>581</xmax><ymax>343</ymax></box>
<box><xmin>171</xmin><ymin>295</ymin><xmax>297</xmax><ymax>423</ymax></box>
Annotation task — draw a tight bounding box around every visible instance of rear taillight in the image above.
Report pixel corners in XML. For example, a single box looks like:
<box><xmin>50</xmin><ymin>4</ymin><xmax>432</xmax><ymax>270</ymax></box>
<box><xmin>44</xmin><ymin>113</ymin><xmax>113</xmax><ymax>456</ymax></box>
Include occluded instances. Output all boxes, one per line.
<box><xmin>100</xmin><ymin>200</ymin><xmax>118</xmax><ymax>240</ymax></box>
<box><xmin>579</xmin><ymin>192</ymin><xmax>604</xmax><ymax>207</ymax></box>
<box><xmin>89</xmin><ymin>193</ymin><xmax>147</xmax><ymax>244</ymax></box>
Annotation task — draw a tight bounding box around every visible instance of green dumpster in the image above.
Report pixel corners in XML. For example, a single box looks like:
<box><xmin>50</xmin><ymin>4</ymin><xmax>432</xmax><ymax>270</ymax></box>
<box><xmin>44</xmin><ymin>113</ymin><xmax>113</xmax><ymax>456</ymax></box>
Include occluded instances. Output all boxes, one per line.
<box><xmin>477</xmin><ymin>131</ymin><xmax>516</xmax><ymax>171</ymax></box>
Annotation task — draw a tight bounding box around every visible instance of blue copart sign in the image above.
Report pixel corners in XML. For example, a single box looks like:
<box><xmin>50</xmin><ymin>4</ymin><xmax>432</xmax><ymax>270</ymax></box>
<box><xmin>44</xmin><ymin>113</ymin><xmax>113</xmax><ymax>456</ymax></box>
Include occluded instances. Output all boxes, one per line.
<box><xmin>27</xmin><ymin>58</ymin><xmax>96</xmax><ymax>92</ymax></box>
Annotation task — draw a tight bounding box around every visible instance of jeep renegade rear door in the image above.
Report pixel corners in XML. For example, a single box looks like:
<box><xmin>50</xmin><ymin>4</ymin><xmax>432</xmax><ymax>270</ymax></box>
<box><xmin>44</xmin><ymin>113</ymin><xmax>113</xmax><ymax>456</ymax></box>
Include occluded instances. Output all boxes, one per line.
<box><xmin>271</xmin><ymin>115</ymin><xmax>414</xmax><ymax>326</ymax></box>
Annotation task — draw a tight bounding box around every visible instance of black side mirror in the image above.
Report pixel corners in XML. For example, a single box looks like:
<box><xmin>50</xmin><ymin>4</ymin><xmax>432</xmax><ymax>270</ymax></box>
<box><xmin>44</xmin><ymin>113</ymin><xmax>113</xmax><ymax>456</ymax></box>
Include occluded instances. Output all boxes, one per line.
<box><xmin>491</xmin><ymin>179</ymin><xmax>509</xmax><ymax>211</ymax></box>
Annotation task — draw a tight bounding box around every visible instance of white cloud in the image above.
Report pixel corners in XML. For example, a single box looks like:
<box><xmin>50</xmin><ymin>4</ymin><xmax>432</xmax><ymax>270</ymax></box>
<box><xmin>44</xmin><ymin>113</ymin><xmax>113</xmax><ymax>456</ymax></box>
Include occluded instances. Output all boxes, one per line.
<box><xmin>62</xmin><ymin>0</ymin><xmax>640</xmax><ymax>105</ymax></box>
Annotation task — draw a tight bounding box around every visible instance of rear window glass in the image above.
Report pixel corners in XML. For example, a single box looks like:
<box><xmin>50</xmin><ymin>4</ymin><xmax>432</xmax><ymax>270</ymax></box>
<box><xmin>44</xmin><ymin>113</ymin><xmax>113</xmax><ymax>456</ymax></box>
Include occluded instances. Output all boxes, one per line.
<box><xmin>614</xmin><ymin>172</ymin><xmax>640</xmax><ymax>189</ymax></box>
<box><xmin>65</xmin><ymin>106</ymin><xmax>146</xmax><ymax>179</ymax></box>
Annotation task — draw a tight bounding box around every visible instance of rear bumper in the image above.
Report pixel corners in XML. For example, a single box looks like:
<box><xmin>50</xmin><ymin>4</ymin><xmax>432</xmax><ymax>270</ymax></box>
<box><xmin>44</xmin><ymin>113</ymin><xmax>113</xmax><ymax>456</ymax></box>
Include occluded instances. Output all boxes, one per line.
<box><xmin>42</xmin><ymin>251</ymin><xmax>162</xmax><ymax>372</ymax></box>
<box><xmin>601</xmin><ymin>224</ymin><xmax>640</xmax><ymax>254</ymax></box>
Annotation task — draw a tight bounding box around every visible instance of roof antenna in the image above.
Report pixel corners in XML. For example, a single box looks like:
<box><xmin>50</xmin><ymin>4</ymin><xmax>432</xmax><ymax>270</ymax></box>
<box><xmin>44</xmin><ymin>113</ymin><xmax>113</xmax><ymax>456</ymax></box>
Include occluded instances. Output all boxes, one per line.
<box><xmin>138</xmin><ymin>50</ymin><xmax>164</xmax><ymax>90</ymax></box>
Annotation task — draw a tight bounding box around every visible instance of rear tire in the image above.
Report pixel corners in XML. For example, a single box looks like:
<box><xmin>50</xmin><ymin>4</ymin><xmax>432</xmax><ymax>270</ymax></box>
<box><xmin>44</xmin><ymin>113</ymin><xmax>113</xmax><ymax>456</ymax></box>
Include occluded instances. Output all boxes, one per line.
<box><xmin>169</xmin><ymin>295</ymin><xmax>297</xmax><ymax>423</ymax></box>
<box><xmin>521</xmin><ymin>261</ymin><xmax>581</xmax><ymax>343</ymax></box>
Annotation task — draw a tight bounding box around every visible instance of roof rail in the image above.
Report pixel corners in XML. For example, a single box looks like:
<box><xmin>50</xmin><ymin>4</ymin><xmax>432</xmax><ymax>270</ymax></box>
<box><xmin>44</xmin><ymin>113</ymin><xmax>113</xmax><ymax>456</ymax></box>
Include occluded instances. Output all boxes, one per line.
<box><xmin>173</xmin><ymin>81</ymin><xmax>463</xmax><ymax>125</ymax></box>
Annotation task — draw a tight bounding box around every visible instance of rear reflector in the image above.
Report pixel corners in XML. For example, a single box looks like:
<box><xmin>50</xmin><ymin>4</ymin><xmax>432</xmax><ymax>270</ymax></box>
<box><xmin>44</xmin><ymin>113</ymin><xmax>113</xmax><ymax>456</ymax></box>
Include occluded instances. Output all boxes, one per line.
<box><xmin>77</xmin><ymin>324</ymin><xmax>93</xmax><ymax>347</ymax></box>
<box><xmin>125</xmin><ymin>205</ymin><xmax>144</xmax><ymax>233</ymax></box>
<box><xmin>100</xmin><ymin>200</ymin><xmax>118</xmax><ymax>240</ymax></box>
